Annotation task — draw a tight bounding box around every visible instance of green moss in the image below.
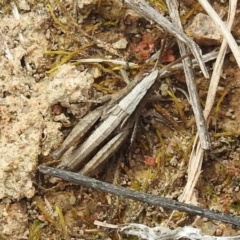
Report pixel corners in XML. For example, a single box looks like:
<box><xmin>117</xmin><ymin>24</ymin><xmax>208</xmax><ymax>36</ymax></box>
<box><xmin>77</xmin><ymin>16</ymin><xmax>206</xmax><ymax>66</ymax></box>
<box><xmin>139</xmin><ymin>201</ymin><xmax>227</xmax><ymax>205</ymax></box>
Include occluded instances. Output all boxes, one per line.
<box><xmin>214</xmin><ymin>88</ymin><xmax>229</xmax><ymax>120</ymax></box>
<box><xmin>181</xmin><ymin>3</ymin><xmax>201</xmax><ymax>21</ymax></box>
<box><xmin>147</xmin><ymin>0</ymin><xmax>168</xmax><ymax>12</ymax></box>
<box><xmin>203</xmin><ymin>184</ymin><xmax>215</xmax><ymax>198</ymax></box>
<box><xmin>28</xmin><ymin>220</ymin><xmax>43</xmax><ymax>240</ymax></box>
<box><xmin>44</xmin><ymin>44</ymin><xmax>93</xmax><ymax>73</ymax></box>
<box><xmin>130</xmin><ymin>179</ymin><xmax>142</xmax><ymax>191</ymax></box>
<box><xmin>32</xmin><ymin>196</ymin><xmax>71</xmax><ymax>239</ymax></box>
<box><xmin>167</xmin><ymin>90</ymin><xmax>186</xmax><ymax>122</ymax></box>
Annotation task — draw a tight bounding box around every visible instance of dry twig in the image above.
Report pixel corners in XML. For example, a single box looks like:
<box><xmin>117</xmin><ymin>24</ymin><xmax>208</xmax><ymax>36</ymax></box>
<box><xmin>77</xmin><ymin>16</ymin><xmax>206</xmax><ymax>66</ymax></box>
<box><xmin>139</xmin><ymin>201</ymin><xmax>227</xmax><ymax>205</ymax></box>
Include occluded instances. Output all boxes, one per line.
<box><xmin>38</xmin><ymin>166</ymin><xmax>240</xmax><ymax>226</ymax></box>
<box><xmin>198</xmin><ymin>0</ymin><xmax>240</xmax><ymax>68</ymax></box>
<box><xmin>165</xmin><ymin>0</ymin><xmax>210</xmax><ymax>150</ymax></box>
<box><xmin>180</xmin><ymin>0</ymin><xmax>237</xmax><ymax>203</ymax></box>
<box><xmin>124</xmin><ymin>0</ymin><xmax>209</xmax><ymax>78</ymax></box>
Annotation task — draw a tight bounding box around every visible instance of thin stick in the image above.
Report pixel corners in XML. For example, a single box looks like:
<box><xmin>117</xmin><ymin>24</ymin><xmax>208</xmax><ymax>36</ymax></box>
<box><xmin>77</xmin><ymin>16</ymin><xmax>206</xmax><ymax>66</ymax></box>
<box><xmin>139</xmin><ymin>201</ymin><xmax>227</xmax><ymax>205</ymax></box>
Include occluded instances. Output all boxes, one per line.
<box><xmin>38</xmin><ymin>166</ymin><xmax>240</xmax><ymax>226</ymax></box>
<box><xmin>180</xmin><ymin>0</ymin><xmax>237</xmax><ymax>203</ymax></box>
<box><xmin>198</xmin><ymin>0</ymin><xmax>240</xmax><ymax>69</ymax></box>
<box><xmin>165</xmin><ymin>0</ymin><xmax>208</xmax><ymax>223</ymax></box>
<box><xmin>57</xmin><ymin>70</ymin><xmax>158</xmax><ymax>170</ymax></box>
<box><xmin>79</xmin><ymin>130</ymin><xmax>130</xmax><ymax>175</ymax></box>
<box><xmin>57</xmin><ymin>56</ymin><xmax>187</xmax><ymax>171</ymax></box>
<box><xmin>165</xmin><ymin>0</ymin><xmax>210</xmax><ymax>151</ymax></box>
<box><xmin>52</xmin><ymin>106</ymin><xmax>104</xmax><ymax>159</ymax></box>
<box><xmin>124</xmin><ymin>0</ymin><xmax>209</xmax><ymax>78</ymax></box>
<box><xmin>204</xmin><ymin>1</ymin><xmax>237</xmax><ymax>119</ymax></box>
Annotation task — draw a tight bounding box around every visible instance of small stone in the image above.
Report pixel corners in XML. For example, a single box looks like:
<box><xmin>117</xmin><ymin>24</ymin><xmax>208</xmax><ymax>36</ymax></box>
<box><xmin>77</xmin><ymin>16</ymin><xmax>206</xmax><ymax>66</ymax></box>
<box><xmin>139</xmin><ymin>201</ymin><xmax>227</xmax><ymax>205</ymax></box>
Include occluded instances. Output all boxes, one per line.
<box><xmin>18</xmin><ymin>0</ymin><xmax>30</xmax><ymax>11</ymax></box>
<box><xmin>69</xmin><ymin>195</ymin><xmax>76</xmax><ymax>205</ymax></box>
<box><xmin>112</xmin><ymin>38</ymin><xmax>128</xmax><ymax>49</ymax></box>
<box><xmin>225</xmin><ymin>112</ymin><xmax>231</xmax><ymax>117</ymax></box>
<box><xmin>185</xmin><ymin>13</ymin><xmax>222</xmax><ymax>46</ymax></box>
<box><xmin>160</xmin><ymin>83</ymin><xmax>169</xmax><ymax>96</ymax></box>
<box><xmin>170</xmin><ymin>156</ymin><xmax>178</xmax><ymax>167</ymax></box>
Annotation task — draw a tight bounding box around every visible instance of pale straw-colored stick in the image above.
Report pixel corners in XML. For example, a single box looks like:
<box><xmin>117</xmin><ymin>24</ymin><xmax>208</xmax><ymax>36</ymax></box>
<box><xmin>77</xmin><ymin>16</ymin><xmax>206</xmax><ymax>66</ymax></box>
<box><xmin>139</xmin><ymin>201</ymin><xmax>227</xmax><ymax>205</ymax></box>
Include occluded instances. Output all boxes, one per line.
<box><xmin>198</xmin><ymin>0</ymin><xmax>240</xmax><ymax>68</ymax></box>
<box><xmin>180</xmin><ymin>0</ymin><xmax>237</xmax><ymax>203</ymax></box>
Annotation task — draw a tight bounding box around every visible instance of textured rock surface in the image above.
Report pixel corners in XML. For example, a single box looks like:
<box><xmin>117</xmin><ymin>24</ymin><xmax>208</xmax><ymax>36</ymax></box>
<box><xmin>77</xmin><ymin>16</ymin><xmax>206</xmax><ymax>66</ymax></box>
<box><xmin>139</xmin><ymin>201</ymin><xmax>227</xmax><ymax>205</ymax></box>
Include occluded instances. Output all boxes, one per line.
<box><xmin>0</xmin><ymin>7</ymin><xmax>93</xmax><ymax>200</ymax></box>
<box><xmin>185</xmin><ymin>13</ymin><xmax>223</xmax><ymax>46</ymax></box>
